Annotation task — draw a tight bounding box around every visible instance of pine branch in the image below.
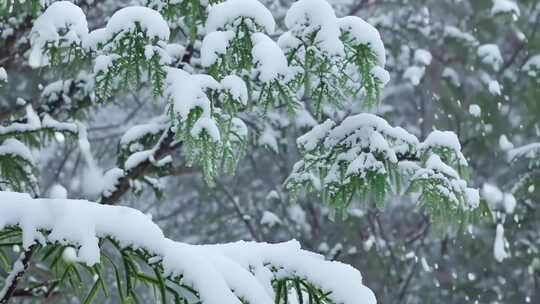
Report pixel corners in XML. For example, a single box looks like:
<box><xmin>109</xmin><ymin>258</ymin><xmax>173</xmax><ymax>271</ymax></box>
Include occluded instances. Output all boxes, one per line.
<box><xmin>99</xmin><ymin>44</ymin><xmax>195</xmax><ymax>205</ymax></box>
<box><xmin>0</xmin><ymin>245</ymin><xmax>37</xmax><ymax>304</ymax></box>
<box><xmin>100</xmin><ymin>129</ymin><xmax>182</xmax><ymax>204</ymax></box>
<box><xmin>0</xmin><ymin>192</ymin><xmax>377</xmax><ymax>304</ymax></box>
<box><xmin>498</xmin><ymin>10</ymin><xmax>540</xmax><ymax>77</ymax></box>
<box><xmin>396</xmin><ymin>257</ymin><xmax>420</xmax><ymax>303</ymax></box>
<box><xmin>10</xmin><ymin>279</ymin><xmax>60</xmax><ymax>299</ymax></box>
<box><xmin>0</xmin><ymin>40</ymin><xmax>196</xmax><ymax>303</ymax></box>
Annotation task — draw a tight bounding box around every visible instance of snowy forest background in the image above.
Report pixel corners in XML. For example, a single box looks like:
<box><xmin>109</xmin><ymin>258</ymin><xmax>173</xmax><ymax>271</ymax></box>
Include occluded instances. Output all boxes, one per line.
<box><xmin>0</xmin><ymin>0</ymin><xmax>540</xmax><ymax>303</ymax></box>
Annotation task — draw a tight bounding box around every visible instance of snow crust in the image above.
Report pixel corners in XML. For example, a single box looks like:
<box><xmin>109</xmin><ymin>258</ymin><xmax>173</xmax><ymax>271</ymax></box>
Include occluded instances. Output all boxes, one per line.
<box><xmin>206</xmin><ymin>0</ymin><xmax>275</xmax><ymax>34</ymax></box>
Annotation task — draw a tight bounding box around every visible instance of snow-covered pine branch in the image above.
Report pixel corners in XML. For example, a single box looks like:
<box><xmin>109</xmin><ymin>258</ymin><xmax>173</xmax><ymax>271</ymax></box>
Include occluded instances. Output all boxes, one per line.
<box><xmin>0</xmin><ymin>191</ymin><xmax>376</xmax><ymax>304</ymax></box>
<box><xmin>23</xmin><ymin>0</ymin><xmax>396</xmax><ymax>187</ymax></box>
<box><xmin>287</xmin><ymin>113</ymin><xmax>480</xmax><ymax>222</ymax></box>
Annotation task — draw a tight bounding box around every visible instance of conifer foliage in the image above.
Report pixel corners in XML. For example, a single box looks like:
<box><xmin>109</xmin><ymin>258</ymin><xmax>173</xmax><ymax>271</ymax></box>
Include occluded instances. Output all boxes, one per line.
<box><xmin>0</xmin><ymin>0</ymin><xmax>480</xmax><ymax>303</ymax></box>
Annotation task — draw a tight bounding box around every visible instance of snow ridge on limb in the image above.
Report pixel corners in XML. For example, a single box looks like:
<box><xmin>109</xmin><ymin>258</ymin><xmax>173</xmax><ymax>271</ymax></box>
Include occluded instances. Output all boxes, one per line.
<box><xmin>0</xmin><ymin>191</ymin><xmax>377</xmax><ymax>304</ymax></box>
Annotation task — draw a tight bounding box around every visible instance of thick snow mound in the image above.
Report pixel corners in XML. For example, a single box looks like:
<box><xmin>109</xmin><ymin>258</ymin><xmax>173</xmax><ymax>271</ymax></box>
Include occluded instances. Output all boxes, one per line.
<box><xmin>206</xmin><ymin>0</ymin><xmax>275</xmax><ymax>33</ymax></box>
<box><xmin>104</xmin><ymin>6</ymin><xmax>170</xmax><ymax>41</ymax></box>
<box><xmin>338</xmin><ymin>16</ymin><xmax>386</xmax><ymax>66</ymax></box>
<box><xmin>285</xmin><ymin>0</ymin><xmax>344</xmax><ymax>56</ymax></box>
